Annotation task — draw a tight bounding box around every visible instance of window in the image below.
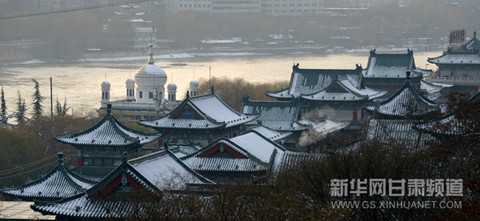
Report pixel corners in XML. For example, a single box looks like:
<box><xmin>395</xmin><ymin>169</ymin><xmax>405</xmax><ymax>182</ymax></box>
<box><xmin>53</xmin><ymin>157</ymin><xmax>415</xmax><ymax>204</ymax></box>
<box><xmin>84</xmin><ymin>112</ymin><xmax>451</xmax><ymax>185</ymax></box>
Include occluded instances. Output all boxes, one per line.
<box><xmin>149</xmin><ymin>92</ymin><xmax>153</xmax><ymax>99</ymax></box>
<box><xmin>139</xmin><ymin>91</ymin><xmax>143</xmax><ymax>98</ymax></box>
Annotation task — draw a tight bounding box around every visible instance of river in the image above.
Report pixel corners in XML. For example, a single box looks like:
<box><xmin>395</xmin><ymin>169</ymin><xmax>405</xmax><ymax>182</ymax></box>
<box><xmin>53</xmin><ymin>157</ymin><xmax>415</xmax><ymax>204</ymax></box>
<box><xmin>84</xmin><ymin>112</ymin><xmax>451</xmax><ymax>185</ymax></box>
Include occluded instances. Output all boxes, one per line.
<box><xmin>0</xmin><ymin>50</ymin><xmax>441</xmax><ymax>116</ymax></box>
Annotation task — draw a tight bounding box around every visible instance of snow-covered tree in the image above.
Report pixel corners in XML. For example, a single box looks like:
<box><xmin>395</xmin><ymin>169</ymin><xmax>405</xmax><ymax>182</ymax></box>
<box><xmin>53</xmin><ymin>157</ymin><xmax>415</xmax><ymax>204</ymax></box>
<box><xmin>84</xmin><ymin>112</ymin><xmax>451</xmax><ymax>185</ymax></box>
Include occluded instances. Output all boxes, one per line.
<box><xmin>31</xmin><ymin>79</ymin><xmax>44</xmax><ymax>120</ymax></box>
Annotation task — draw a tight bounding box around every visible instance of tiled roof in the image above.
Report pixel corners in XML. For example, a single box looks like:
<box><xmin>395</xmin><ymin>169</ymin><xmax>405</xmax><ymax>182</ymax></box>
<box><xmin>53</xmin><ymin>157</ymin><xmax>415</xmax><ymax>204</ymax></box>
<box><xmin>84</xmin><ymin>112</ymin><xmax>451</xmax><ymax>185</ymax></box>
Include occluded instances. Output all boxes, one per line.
<box><xmin>140</xmin><ymin>92</ymin><xmax>258</xmax><ymax>129</ymax></box>
<box><xmin>242</xmin><ymin>99</ymin><xmax>308</xmax><ymax>131</ymax></box>
<box><xmin>32</xmin><ymin>151</ymin><xmax>206</xmax><ymax>219</ymax></box>
<box><xmin>364</xmin><ymin>49</ymin><xmax>421</xmax><ymax>78</ymax></box>
<box><xmin>1</xmin><ymin>153</ymin><xmax>96</xmax><ymax>201</ymax></box>
<box><xmin>266</xmin><ymin>65</ymin><xmax>363</xmax><ymax>99</ymax></box>
<box><xmin>181</xmin><ymin>131</ymin><xmax>286</xmax><ymax>172</ymax></box>
<box><xmin>301</xmin><ymin>75</ymin><xmax>387</xmax><ymax>101</ymax></box>
<box><xmin>56</xmin><ymin>106</ymin><xmax>160</xmax><ymax>146</ymax></box>
<box><xmin>415</xmin><ymin>114</ymin><xmax>479</xmax><ymax>137</ymax></box>
<box><xmin>365</xmin><ymin>77</ymin><xmax>439</xmax><ymax>119</ymax></box>
<box><xmin>129</xmin><ymin>149</ymin><xmax>214</xmax><ymax>189</ymax></box>
<box><xmin>427</xmin><ymin>51</ymin><xmax>480</xmax><ymax>65</ymax></box>
<box><xmin>270</xmin><ymin>152</ymin><xmax>323</xmax><ymax>180</ymax></box>
<box><xmin>365</xmin><ymin>119</ymin><xmax>436</xmax><ymax>148</ymax></box>
<box><xmin>249</xmin><ymin>126</ymin><xmax>292</xmax><ymax>142</ymax></box>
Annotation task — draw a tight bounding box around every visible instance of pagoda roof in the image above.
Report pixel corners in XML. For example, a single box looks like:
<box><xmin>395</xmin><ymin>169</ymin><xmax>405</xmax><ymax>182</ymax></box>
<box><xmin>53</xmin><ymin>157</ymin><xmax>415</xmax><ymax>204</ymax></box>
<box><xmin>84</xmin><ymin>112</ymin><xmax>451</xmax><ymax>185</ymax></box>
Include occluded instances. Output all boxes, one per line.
<box><xmin>242</xmin><ymin>98</ymin><xmax>309</xmax><ymax>131</ymax></box>
<box><xmin>56</xmin><ymin>105</ymin><xmax>160</xmax><ymax>147</ymax></box>
<box><xmin>181</xmin><ymin>131</ymin><xmax>286</xmax><ymax>173</ymax></box>
<box><xmin>365</xmin><ymin>75</ymin><xmax>439</xmax><ymax>119</ymax></box>
<box><xmin>266</xmin><ymin>64</ymin><xmax>363</xmax><ymax>99</ymax></box>
<box><xmin>364</xmin><ymin>49</ymin><xmax>422</xmax><ymax>79</ymax></box>
<box><xmin>1</xmin><ymin>153</ymin><xmax>96</xmax><ymax>201</ymax></box>
<box><xmin>140</xmin><ymin>91</ymin><xmax>258</xmax><ymax>130</ymax></box>
<box><xmin>301</xmin><ymin>75</ymin><xmax>387</xmax><ymax>102</ymax></box>
<box><xmin>364</xmin><ymin>119</ymin><xmax>436</xmax><ymax>149</ymax></box>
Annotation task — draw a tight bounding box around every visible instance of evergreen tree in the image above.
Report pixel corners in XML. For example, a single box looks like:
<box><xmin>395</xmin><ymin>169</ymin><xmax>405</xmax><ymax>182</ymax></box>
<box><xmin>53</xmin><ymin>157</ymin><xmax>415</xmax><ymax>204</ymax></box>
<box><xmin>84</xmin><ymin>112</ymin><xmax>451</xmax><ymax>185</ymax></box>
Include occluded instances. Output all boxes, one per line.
<box><xmin>31</xmin><ymin>79</ymin><xmax>44</xmax><ymax>119</ymax></box>
<box><xmin>55</xmin><ymin>97</ymin><xmax>70</xmax><ymax>117</ymax></box>
<box><xmin>1</xmin><ymin>86</ymin><xmax>7</xmax><ymax>124</ymax></box>
<box><xmin>16</xmin><ymin>91</ymin><xmax>27</xmax><ymax>125</ymax></box>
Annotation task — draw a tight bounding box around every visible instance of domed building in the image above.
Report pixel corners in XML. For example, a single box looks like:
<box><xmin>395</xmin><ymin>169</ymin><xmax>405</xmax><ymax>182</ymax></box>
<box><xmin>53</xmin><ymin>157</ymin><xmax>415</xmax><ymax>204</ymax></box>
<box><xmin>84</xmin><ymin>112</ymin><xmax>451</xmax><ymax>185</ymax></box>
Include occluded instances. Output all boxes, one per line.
<box><xmin>99</xmin><ymin>43</ymin><xmax>199</xmax><ymax>120</ymax></box>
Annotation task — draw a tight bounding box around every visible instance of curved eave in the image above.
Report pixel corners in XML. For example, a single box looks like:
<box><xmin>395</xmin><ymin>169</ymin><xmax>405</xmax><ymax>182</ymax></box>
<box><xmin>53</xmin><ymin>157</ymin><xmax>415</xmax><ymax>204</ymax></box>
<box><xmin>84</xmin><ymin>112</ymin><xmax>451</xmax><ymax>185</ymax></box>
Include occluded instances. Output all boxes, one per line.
<box><xmin>54</xmin><ymin>136</ymin><xmax>140</xmax><ymax>147</ymax></box>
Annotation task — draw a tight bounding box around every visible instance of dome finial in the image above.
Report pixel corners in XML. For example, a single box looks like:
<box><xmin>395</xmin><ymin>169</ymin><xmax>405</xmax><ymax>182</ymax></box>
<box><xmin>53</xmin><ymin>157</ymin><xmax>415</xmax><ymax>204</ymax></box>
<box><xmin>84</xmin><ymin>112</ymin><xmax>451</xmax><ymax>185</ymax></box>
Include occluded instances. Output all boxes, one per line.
<box><xmin>147</xmin><ymin>42</ymin><xmax>154</xmax><ymax>65</ymax></box>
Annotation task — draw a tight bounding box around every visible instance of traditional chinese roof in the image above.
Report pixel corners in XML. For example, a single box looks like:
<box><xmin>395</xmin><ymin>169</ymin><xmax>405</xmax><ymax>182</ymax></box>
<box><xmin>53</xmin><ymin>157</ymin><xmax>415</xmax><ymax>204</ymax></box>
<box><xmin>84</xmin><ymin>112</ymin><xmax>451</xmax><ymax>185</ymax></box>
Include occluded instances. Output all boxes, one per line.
<box><xmin>249</xmin><ymin>126</ymin><xmax>292</xmax><ymax>142</ymax></box>
<box><xmin>181</xmin><ymin>131</ymin><xmax>286</xmax><ymax>173</ymax></box>
<box><xmin>301</xmin><ymin>75</ymin><xmax>387</xmax><ymax>102</ymax></box>
<box><xmin>427</xmin><ymin>50</ymin><xmax>480</xmax><ymax>65</ymax></box>
<box><xmin>32</xmin><ymin>150</ymin><xmax>209</xmax><ymax>219</ymax></box>
<box><xmin>1</xmin><ymin>153</ymin><xmax>96</xmax><ymax>201</ymax></box>
<box><xmin>365</xmin><ymin>73</ymin><xmax>439</xmax><ymax>119</ymax></box>
<box><xmin>364</xmin><ymin>119</ymin><xmax>436</xmax><ymax>149</ymax></box>
<box><xmin>364</xmin><ymin>49</ymin><xmax>422</xmax><ymax>79</ymax></box>
<box><xmin>266</xmin><ymin>64</ymin><xmax>363</xmax><ymax>99</ymax></box>
<box><xmin>56</xmin><ymin>104</ymin><xmax>160</xmax><ymax>147</ymax></box>
<box><xmin>270</xmin><ymin>152</ymin><xmax>323</xmax><ymax>181</ymax></box>
<box><xmin>31</xmin><ymin>156</ymin><xmax>159</xmax><ymax>219</ymax></box>
<box><xmin>313</xmin><ymin>120</ymin><xmax>350</xmax><ymax>134</ymax></box>
<box><xmin>242</xmin><ymin>98</ymin><xmax>309</xmax><ymax>131</ymax></box>
<box><xmin>140</xmin><ymin>91</ymin><xmax>258</xmax><ymax>130</ymax></box>
<box><xmin>129</xmin><ymin>149</ymin><xmax>214</xmax><ymax>189</ymax></box>
<box><xmin>428</xmin><ymin>32</ymin><xmax>480</xmax><ymax>65</ymax></box>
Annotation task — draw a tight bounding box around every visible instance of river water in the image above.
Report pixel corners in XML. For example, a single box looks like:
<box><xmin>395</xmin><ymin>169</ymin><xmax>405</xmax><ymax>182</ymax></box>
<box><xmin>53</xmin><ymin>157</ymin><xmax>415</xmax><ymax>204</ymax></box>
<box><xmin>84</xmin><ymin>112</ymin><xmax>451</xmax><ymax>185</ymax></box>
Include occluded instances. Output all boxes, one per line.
<box><xmin>0</xmin><ymin>51</ymin><xmax>440</xmax><ymax>116</ymax></box>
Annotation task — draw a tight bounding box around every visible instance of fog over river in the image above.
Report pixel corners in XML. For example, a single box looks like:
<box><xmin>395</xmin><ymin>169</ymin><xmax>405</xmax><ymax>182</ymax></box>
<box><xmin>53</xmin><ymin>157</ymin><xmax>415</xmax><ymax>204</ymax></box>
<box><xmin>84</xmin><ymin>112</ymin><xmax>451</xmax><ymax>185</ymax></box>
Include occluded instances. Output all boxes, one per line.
<box><xmin>0</xmin><ymin>51</ymin><xmax>439</xmax><ymax>116</ymax></box>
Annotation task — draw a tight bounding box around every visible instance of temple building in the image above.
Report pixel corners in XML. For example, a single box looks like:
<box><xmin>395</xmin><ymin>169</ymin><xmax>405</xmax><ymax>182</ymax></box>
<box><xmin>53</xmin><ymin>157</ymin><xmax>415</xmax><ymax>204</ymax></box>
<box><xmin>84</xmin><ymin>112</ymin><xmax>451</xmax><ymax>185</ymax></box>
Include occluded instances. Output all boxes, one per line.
<box><xmin>180</xmin><ymin>131</ymin><xmax>286</xmax><ymax>184</ymax></box>
<box><xmin>32</xmin><ymin>150</ymin><xmax>214</xmax><ymax>220</ymax></box>
<box><xmin>363</xmin><ymin>49</ymin><xmax>432</xmax><ymax>93</ymax></box>
<box><xmin>139</xmin><ymin>88</ymin><xmax>258</xmax><ymax>146</ymax></box>
<box><xmin>56</xmin><ymin>104</ymin><xmax>161</xmax><ymax>180</ymax></box>
<box><xmin>98</xmin><ymin>43</ymin><xmax>199</xmax><ymax>121</ymax></box>
<box><xmin>266</xmin><ymin>64</ymin><xmax>386</xmax><ymax>121</ymax></box>
<box><xmin>1</xmin><ymin>153</ymin><xmax>96</xmax><ymax>202</ymax></box>
<box><xmin>428</xmin><ymin>31</ymin><xmax>480</xmax><ymax>95</ymax></box>
<box><xmin>241</xmin><ymin>98</ymin><xmax>309</xmax><ymax>150</ymax></box>
<box><xmin>365</xmin><ymin>72</ymin><xmax>440</xmax><ymax>120</ymax></box>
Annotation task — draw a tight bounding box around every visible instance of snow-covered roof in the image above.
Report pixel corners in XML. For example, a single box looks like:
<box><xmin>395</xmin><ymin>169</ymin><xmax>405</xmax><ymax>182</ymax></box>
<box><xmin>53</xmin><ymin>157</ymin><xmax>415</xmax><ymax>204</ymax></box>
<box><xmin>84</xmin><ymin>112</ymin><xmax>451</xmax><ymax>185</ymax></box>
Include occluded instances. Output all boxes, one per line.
<box><xmin>365</xmin><ymin>77</ymin><xmax>439</xmax><ymax>119</ymax></box>
<box><xmin>301</xmin><ymin>75</ymin><xmax>387</xmax><ymax>101</ymax></box>
<box><xmin>129</xmin><ymin>149</ymin><xmax>214</xmax><ymax>190</ymax></box>
<box><xmin>242</xmin><ymin>98</ymin><xmax>308</xmax><ymax>131</ymax></box>
<box><xmin>364</xmin><ymin>49</ymin><xmax>421</xmax><ymax>79</ymax></box>
<box><xmin>249</xmin><ymin>126</ymin><xmax>292</xmax><ymax>142</ymax></box>
<box><xmin>427</xmin><ymin>52</ymin><xmax>480</xmax><ymax>65</ymax></box>
<box><xmin>181</xmin><ymin>131</ymin><xmax>286</xmax><ymax>173</ymax></box>
<box><xmin>140</xmin><ymin>92</ymin><xmax>258</xmax><ymax>130</ymax></box>
<box><xmin>1</xmin><ymin>153</ymin><xmax>96</xmax><ymax>201</ymax></box>
<box><xmin>266</xmin><ymin>64</ymin><xmax>363</xmax><ymax>99</ymax></box>
<box><xmin>56</xmin><ymin>106</ymin><xmax>160</xmax><ymax>147</ymax></box>
<box><xmin>364</xmin><ymin>119</ymin><xmax>436</xmax><ymax>149</ymax></box>
<box><xmin>31</xmin><ymin>157</ymin><xmax>159</xmax><ymax>219</ymax></box>
<box><xmin>313</xmin><ymin>120</ymin><xmax>349</xmax><ymax>134</ymax></box>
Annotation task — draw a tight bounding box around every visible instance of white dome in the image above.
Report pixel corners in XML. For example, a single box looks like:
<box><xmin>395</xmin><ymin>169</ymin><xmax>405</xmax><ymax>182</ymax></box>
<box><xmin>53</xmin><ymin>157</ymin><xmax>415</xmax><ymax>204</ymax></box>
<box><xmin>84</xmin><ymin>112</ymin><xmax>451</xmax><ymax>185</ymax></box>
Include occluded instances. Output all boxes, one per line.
<box><xmin>190</xmin><ymin>80</ymin><xmax>199</xmax><ymax>88</ymax></box>
<box><xmin>126</xmin><ymin>78</ymin><xmax>135</xmax><ymax>87</ymax></box>
<box><xmin>101</xmin><ymin>81</ymin><xmax>111</xmax><ymax>90</ymax></box>
<box><xmin>134</xmin><ymin>64</ymin><xmax>167</xmax><ymax>88</ymax></box>
<box><xmin>167</xmin><ymin>83</ymin><xmax>177</xmax><ymax>91</ymax></box>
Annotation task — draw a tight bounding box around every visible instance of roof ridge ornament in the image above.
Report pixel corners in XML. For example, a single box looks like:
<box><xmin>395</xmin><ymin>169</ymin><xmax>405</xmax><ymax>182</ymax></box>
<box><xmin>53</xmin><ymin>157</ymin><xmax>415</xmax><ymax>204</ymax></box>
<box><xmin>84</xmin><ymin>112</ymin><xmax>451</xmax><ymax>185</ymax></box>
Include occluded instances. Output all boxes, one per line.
<box><xmin>147</xmin><ymin>42</ymin><xmax>154</xmax><ymax>65</ymax></box>
<box><xmin>107</xmin><ymin>103</ymin><xmax>112</xmax><ymax>114</ymax></box>
<box><xmin>211</xmin><ymin>86</ymin><xmax>215</xmax><ymax>94</ymax></box>
<box><xmin>58</xmin><ymin>152</ymin><xmax>64</xmax><ymax>165</ymax></box>
<box><xmin>406</xmin><ymin>71</ymin><xmax>411</xmax><ymax>81</ymax></box>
